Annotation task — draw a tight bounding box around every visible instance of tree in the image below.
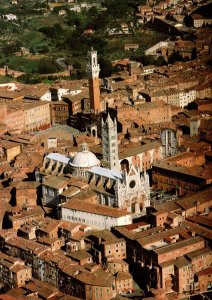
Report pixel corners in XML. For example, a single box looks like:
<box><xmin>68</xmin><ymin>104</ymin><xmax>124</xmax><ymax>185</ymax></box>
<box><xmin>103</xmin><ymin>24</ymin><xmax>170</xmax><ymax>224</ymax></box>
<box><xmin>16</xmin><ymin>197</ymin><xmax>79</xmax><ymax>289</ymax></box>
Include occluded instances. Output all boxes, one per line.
<box><xmin>2</xmin><ymin>43</ymin><xmax>19</xmax><ymax>55</ymax></box>
<box><xmin>76</xmin><ymin>69</ymin><xmax>86</xmax><ymax>79</ymax></box>
<box><xmin>39</xmin><ymin>23</ymin><xmax>63</xmax><ymax>39</ymax></box>
<box><xmin>168</xmin><ymin>51</ymin><xmax>183</xmax><ymax>64</ymax></box>
<box><xmin>137</xmin><ymin>0</ymin><xmax>146</xmax><ymax>4</ymax></box>
<box><xmin>155</xmin><ymin>56</ymin><xmax>167</xmax><ymax>66</ymax></box>
<box><xmin>93</xmin><ymin>12</ymin><xmax>111</xmax><ymax>32</ymax></box>
<box><xmin>102</xmin><ymin>0</ymin><xmax>132</xmax><ymax>19</ymax></box>
<box><xmin>99</xmin><ymin>57</ymin><xmax>113</xmax><ymax>78</ymax></box>
<box><xmin>73</xmin><ymin>62</ymin><xmax>82</xmax><ymax>70</ymax></box>
<box><xmin>37</xmin><ymin>59</ymin><xmax>59</xmax><ymax>74</ymax></box>
<box><xmin>66</xmin><ymin>11</ymin><xmax>87</xmax><ymax>30</ymax></box>
<box><xmin>140</xmin><ymin>55</ymin><xmax>155</xmax><ymax>66</ymax></box>
<box><xmin>38</xmin><ymin>44</ymin><xmax>49</xmax><ymax>54</ymax></box>
<box><xmin>191</xmin><ymin>47</ymin><xmax>197</xmax><ymax>60</ymax></box>
<box><xmin>17</xmin><ymin>74</ymin><xmax>42</xmax><ymax>84</ymax></box>
<box><xmin>129</xmin><ymin>48</ymin><xmax>144</xmax><ymax>62</ymax></box>
<box><xmin>52</xmin><ymin>5</ymin><xmax>67</xmax><ymax>14</ymax></box>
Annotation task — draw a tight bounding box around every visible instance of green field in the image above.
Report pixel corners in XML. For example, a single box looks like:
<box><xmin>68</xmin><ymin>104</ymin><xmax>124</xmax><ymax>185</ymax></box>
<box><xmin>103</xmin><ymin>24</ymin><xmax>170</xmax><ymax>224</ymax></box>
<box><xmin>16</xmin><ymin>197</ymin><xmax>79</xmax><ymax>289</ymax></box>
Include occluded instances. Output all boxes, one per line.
<box><xmin>0</xmin><ymin>75</ymin><xmax>14</xmax><ymax>84</ymax></box>
<box><xmin>0</xmin><ymin>0</ymin><xmax>169</xmax><ymax>77</ymax></box>
<box><xmin>6</xmin><ymin>57</ymin><xmax>40</xmax><ymax>73</ymax></box>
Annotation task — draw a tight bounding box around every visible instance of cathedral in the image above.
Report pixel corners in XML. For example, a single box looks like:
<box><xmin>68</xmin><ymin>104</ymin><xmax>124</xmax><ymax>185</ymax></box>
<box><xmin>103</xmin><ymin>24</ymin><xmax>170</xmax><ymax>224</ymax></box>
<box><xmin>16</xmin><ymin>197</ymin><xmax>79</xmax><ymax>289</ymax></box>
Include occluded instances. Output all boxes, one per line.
<box><xmin>36</xmin><ymin>48</ymin><xmax>150</xmax><ymax>216</ymax></box>
<box><xmin>37</xmin><ymin>113</ymin><xmax>150</xmax><ymax>214</ymax></box>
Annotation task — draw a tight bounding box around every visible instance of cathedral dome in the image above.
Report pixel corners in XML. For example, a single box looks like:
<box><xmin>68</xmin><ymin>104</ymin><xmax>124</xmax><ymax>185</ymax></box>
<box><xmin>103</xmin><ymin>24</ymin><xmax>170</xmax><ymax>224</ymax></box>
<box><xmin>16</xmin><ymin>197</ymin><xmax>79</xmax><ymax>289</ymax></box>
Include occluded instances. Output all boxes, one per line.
<box><xmin>72</xmin><ymin>143</ymin><xmax>100</xmax><ymax>169</ymax></box>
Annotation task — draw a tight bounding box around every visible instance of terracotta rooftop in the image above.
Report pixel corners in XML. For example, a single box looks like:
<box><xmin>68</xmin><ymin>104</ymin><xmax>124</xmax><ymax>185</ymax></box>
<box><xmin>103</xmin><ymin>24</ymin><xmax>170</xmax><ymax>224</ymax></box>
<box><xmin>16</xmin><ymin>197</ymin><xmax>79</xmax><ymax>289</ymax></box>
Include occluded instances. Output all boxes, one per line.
<box><xmin>87</xmin><ymin>230</ymin><xmax>120</xmax><ymax>243</ymax></box>
<box><xmin>112</xmin><ymin>226</ymin><xmax>164</xmax><ymax>241</ymax></box>
<box><xmin>191</xmin><ymin>14</ymin><xmax>205</xmax><ymax>20</ymax></box>
<box><xmin>181</xmin><ymin>220</ymin><xmax>212</xmax><ymax>240</ymax></box>
<box><xmin>186</xmin><ymin>214</ymin><xmax>212</xmax><ymax>229</ymax></box>
<box><xmin>0</xmin><ymin>228</ymin><xmax>17</xmax><ymax>240</ymax></box>
<box><xmin>62</xmin><ymin>89</ymin><xmax>88</xmax><ymax>102</ymax></box>
<box><xmin>0</xmin><ymin>252</ymin><xmax>24</xmax><ymax>268</ymax></box>
<box><xmin>38</xmin><ymin>250</ymin><xmax>76</xmax><ymax>269</ymax></box>
<box><xmin>10</xmin><ymin>264</ymin><xmax>30</xmax><ymax>273</ymax></box>
<box><xmin>153</xmin><ymin>236</ymin><xmax>204</xmax><ymax>256</ymax></box>
<box><xmin>62</xmin><ymin>200</ymin><xmax>131</xmax><ymax>218</ymax></box>
<box><xmin>67</xmin><ymin>249</ymin><xmax>92</xmax><ymax>261</ymax></box>
<box><xmin>0</xmin><ymin>90</ymin><xmax>25</xmax><ymax>99</ymax></box>
<box><xmin>174</xmin><ymin>256</ymin><xmax>191</xmax><ymax>269</ymax></box>
<box><xmin>22</xmin><ymin>279</ymin><xmax>59</xmax><ymax>299</ymax></box>
<box><xmin>36</xmin><ymin>217</ymin><xmax>62</xmax><ymax>233</ymax></box>
<box><xmin>0</xmin><ymin>294</ymin><xmax>28</xmax><ymax>300</ymax></box>
<box><xmin>51</xmin><ymin>79</ymin><xmax>87</xmax><ymax>90</ymax></box>
<box><xmin>61</xmin><ymin>186</ymin><xmax>80</xmax><ymax>198</ymax></box>
<box><xmin>176</xmin><ymin>187</ymin><xmax>212</xmax><ymax>210</ymax></box>
<box><xmin>159</xmin><ymin>259</ymin><xmax>176</xmax><ymax>268</ymax></box>
<box><xmin>137</xmin><ymin>227</ymin><xmax>190</xmax><ymax>247</ymax></box>
<box><xmin>119</xmin><ymin>140</ymin><xmax>161</xmax><ymax>160</ymax></box>
<box><xmin>0</xmin><ymin>139</ymin><xmax>21</xmax><ymax>150</ymax></box>
<box><xmin>43</xmin><ymin>176</ymin><xmax>70</xmax><ymax>189</ymax></box>
<box><xmin>115</xmin><ymin>271</ymin><xmax>132</xmax><ymax>281</ymax></box>
<box><xmin>62</xmin><ymin>264</ymin><xmax>114</xmax><ymax>287</ymax></box>
<box><xmin>18</xmin><ymin>223</ymin><xmax>37</xmax><ymax>234</ymax></box>
<box><xmin>15</xmin><ymin>181</ymin><xmax>40</xmax><ymax>190</ymax></box>
<box><xmin>37</xmin><ymin>236</ymin><xmax>63</xmax><ymax>246</ymax></box>
<box><xmin>13</xmin><ymin>235</ymin><xmax>49</xmax><ymax>251</ymax></box>
<box><xmin>59</xmin><ymin>221</ymin><xmax>81</xmax><ymax>232</ymax></box>
<box><xmin>153</xmin><ymin>161</ymin><xmax>212</xmax><ymax>180</ymax></box>
<box><xmin>23</xmin><ymin>100</ymin><xmax>49</xmax><ymax>110</ymax></box>
<box><xmin>65</xmin><ymin>190</ymin><xmax>97</xmax><ymax>203</ymax></box>
<box><xmin>24</xmin><ymin>84</ymin><xmax>50</xmax><ymax>98</ymax></box>
<box><xmin>123</xmin><ymin>221</ymin><xmax>150</xmax><ymax>231</ymax></box>
<box><xmin>9</xmin><ymin>206</ymin><xmax>44</xmax><ymax>222</ymax></box>
<box><xmin>197</xmin><ymin>266</ymin><xmax>212</xmax><ymax>277</ymax></box>
<box><xmin>185</xmin><ymin>247</ymin><xmax>211</xmax><ymax>260</ymax></box>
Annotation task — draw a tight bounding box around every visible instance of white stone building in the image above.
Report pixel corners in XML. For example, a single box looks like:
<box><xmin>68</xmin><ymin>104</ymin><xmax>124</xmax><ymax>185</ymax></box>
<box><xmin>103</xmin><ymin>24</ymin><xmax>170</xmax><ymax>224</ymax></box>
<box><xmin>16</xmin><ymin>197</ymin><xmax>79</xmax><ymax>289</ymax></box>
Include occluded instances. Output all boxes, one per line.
<box><xmin>62</xmin><ymin>201</ymin><xmax>132</xmax><ymax>230</ymax></box>
<box><xmin>3</xmin><ymin>14</ymin><xmax>17</xmax><ymax>21</ymax></box>
<box><xmin>40</xmin><ymin>87</ymin><xmax>82</xmax><ymax>102</ymax></box>
<box><xmin>161</xmin><ymin>129</ymin><xmax>178</xmax><ymax>158</ymax></box>
<box><xmin>178</xmin><ymin>89</ymin><xmax>197</xmax><ymax>108</ymax></box>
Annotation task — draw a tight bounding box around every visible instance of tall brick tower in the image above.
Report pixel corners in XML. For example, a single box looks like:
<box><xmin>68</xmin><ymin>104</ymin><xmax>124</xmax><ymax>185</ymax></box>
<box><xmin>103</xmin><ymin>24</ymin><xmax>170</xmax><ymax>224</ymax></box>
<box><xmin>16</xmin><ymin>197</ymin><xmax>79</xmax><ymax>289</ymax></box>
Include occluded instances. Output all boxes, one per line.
<box><xmin>86</xmin><ymin>47</ymin><xmax>101</xmax><ymax>115</ymax></box>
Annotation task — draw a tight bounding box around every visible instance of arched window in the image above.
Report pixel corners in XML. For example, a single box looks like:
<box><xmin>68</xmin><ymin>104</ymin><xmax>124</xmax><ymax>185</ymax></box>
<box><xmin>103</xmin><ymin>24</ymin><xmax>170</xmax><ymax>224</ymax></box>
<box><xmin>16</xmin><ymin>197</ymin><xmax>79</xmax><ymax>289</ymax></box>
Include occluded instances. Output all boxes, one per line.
<box><xmin>120</xmin><ymin>159</ymin><xmax>129</xmax><ymax>173</ymax></box>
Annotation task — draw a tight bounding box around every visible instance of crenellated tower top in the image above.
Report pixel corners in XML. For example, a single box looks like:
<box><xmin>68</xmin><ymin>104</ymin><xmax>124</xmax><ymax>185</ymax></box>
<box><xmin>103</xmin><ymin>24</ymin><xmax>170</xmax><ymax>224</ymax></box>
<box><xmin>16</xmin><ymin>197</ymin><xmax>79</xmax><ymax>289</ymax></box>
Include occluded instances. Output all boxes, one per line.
<box><xmin>86</xmin><ymin>48</ymin><xmax>100</xmax><ymax>79</ymax></box>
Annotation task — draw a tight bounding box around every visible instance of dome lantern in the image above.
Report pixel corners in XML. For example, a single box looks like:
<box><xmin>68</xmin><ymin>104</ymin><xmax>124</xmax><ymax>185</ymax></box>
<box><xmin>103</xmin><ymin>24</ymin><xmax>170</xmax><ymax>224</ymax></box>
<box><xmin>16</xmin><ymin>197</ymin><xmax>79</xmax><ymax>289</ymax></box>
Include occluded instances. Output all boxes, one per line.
<box><xmin>71</xmin><ymin>143</ymin><xmax>100</xmax><ymax>177</ymax></box>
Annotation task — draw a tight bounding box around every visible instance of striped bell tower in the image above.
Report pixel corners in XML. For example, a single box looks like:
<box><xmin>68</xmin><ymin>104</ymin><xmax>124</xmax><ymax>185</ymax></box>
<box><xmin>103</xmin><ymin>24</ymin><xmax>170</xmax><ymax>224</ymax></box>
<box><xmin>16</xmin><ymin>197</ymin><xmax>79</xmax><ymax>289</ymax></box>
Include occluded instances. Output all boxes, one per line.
<box><xmin>101</xmin><ymin>113</ymin><xmax>119</xmax><ymax>170</ymax></box>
